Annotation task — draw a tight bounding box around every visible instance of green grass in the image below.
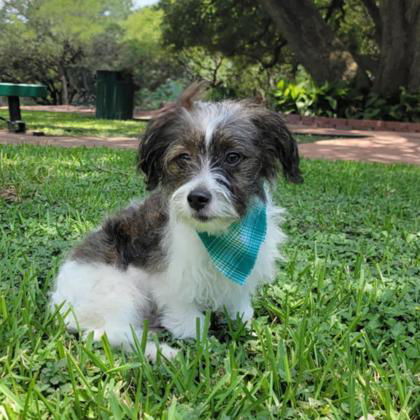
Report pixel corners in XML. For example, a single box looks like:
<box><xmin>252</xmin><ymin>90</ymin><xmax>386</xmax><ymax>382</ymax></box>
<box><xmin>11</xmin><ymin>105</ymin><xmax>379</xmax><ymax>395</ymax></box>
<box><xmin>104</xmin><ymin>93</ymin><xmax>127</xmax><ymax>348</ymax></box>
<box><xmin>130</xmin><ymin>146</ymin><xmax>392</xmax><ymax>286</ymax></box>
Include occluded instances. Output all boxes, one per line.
<box><xmin>0</xmin><ymin>110</ymin><xmax>145</xmax><ymax>138</ymax></box>
<box><xmin>0</xmin><ymin>145</ymin><xmax>419</xmax><ymax>418</ymax></box>
<box><xmin>293</xmin><ymin>134</ymin><xmax>342</xmax><ymax>144</ymax></box>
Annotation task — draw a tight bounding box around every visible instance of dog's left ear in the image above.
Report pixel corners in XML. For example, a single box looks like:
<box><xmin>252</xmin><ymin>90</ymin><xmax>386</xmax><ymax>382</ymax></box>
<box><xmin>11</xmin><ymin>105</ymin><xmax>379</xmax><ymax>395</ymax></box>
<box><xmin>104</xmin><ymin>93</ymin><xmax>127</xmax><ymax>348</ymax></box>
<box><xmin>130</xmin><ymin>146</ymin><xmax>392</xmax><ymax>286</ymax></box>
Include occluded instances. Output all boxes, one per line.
<box><xmin>252</xmin><ymin>108</ymin><xmax>303</xmax><ymax>184</ymax></box>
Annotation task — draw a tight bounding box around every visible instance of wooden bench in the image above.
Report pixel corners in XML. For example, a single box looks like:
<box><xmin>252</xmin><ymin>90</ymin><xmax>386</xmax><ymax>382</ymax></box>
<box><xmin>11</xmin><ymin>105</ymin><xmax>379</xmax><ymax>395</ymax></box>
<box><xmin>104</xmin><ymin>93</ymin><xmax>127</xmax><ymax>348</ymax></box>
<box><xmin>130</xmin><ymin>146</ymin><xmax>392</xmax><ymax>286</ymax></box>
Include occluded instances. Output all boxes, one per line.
<box><xmin>0</xmin><ymin>83</ymin><xmax>47</xmax><ymax>133</ymax></box>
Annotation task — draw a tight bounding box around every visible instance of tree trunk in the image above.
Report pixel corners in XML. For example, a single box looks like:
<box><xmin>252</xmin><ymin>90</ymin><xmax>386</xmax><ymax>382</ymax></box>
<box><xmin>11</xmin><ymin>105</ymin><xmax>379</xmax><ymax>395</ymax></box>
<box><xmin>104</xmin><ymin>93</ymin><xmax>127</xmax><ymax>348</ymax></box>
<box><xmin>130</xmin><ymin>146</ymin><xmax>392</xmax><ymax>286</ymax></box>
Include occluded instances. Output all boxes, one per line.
<box><xmin>258</xmin><ymin>0</ymin><xmax>365</xmax><ymax>85</ymax></box>
<box><xmin>408</xmin><ymin>2</ymin><xmax>420</xmax><ymax>91</ymax></box>
<box><xmin>374</xmin><ymin>0</ymin><xmax>420</xmax><ymax>96</ymax></box>
<box><xmin>59</xmin><ymin>66</ymin><xmax>69</xmax><ymax>105</ymax></box>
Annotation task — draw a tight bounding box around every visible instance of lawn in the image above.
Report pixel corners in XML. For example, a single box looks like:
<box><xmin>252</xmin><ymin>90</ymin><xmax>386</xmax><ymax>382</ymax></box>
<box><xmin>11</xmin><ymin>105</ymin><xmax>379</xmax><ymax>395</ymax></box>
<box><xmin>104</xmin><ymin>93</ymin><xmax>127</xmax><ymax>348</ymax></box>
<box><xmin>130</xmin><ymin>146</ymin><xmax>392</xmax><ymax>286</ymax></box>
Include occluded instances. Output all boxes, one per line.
<box><xmin>0</xmin><ymin>145</ymin><xmax>419</xmax><ymax>418</ymax></box>
<box><xmin>0</xmin><ymin>110</ymin><xmax>146</xmax><ymax>138</ymax></box>
<box><xmin>0</xmin><ymin>109</ymin><xmax>336</xmax><ymax>144</ymax></box>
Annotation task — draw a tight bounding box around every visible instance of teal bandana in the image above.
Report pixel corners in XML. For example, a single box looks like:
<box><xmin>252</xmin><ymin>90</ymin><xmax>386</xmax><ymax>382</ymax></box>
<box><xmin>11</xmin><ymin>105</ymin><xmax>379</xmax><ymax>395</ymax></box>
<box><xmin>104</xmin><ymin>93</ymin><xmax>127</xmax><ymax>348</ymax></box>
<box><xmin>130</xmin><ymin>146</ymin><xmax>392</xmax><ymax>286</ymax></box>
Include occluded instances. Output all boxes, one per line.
<box><xmin>197</xmin><ymin>199</ymin><xmax>267</xmax><ymax>285</ymax></box>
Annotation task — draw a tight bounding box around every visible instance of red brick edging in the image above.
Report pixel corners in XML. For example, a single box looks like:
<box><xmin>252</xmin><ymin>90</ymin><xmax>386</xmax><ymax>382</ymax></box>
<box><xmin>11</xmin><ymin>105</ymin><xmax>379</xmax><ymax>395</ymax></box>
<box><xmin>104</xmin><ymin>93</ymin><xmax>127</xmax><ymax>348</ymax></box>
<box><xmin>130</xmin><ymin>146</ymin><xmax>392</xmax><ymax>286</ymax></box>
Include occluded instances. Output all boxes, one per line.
<box><xmin>283</xmin><ymin>114</ymin><xmax>420</xmax><ymax>133</ymax></box>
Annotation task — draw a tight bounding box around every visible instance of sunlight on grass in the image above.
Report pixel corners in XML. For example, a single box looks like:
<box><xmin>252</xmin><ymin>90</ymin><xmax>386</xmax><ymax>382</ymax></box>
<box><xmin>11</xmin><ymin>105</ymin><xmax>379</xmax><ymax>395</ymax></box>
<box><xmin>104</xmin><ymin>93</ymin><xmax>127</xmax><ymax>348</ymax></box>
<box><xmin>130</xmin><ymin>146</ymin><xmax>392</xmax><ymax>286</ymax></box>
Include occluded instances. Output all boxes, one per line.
<box><xmin>0</xmin><ymin>145</ymin><xmax>419</xmax><ymax>418</ymax></box>
<box><xmin>0</xmin><ymin>110</ymin><xmax>146</xmax><ymax>138</ymax></box>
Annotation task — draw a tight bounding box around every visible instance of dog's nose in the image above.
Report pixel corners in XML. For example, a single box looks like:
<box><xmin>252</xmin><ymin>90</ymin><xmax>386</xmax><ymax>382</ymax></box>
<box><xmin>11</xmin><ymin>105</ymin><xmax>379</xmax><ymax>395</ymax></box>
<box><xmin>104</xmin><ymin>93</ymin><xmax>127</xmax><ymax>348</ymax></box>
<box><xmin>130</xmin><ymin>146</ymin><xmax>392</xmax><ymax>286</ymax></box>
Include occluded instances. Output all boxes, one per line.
<box><xmin>187</xmin><ymin>189</ymin><xmax>211</xmax><ymax>211</ymax></box>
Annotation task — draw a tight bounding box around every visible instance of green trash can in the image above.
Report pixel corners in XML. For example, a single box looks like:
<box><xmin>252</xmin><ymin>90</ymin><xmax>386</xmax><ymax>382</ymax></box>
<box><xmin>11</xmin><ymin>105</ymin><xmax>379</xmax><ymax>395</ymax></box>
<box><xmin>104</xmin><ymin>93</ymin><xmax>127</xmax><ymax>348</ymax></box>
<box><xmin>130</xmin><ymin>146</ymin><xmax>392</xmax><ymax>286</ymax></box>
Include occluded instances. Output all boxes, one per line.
<box><xmin>96</xmin><ymin>71</ymin><xmax>135</xmax><ymax>120</ymax></box>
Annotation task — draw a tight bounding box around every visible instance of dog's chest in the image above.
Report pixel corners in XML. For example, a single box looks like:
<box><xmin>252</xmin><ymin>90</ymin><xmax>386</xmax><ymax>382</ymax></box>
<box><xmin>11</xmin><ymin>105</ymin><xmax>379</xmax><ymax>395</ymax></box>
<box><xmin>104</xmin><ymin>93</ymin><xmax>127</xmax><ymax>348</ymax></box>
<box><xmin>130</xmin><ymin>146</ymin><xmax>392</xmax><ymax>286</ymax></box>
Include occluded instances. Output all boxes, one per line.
<box><xmin>162</xmin><ymin>204</ymin><xmax>284</xmax><ymax>309</ymax></box>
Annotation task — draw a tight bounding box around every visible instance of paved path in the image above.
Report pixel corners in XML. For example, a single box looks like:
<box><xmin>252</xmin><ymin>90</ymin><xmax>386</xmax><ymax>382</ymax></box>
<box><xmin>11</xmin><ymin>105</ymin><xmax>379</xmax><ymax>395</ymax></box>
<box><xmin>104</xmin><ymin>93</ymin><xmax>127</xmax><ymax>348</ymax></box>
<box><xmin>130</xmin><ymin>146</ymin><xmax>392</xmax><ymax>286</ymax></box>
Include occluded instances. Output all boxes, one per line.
<box><xmin>291</xmin><ymin>126</ymin><xmax>420</xmax><ymax>165</ymax></box>
<box><xmin>0</xmin><ymin>131</ymin><xmax>137</xmax><ymax>149</ymax></box>
<box><xmin>1</xmin><ymin>125</ymin><xmax>419</xmax><ymax>165</ymax></box>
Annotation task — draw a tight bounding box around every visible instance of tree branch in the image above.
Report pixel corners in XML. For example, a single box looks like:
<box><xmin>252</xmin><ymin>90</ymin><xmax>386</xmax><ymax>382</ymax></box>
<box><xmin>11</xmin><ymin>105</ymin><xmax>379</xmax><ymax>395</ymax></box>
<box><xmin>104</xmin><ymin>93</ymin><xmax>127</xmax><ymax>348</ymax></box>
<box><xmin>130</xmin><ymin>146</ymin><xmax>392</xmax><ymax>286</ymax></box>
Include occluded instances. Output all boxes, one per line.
<box><xmin>360</xmin><ymin>0</ymin><xmax>382</xmax><ymax>43</ymax></box>
<box><xmin>324</xmin><ymin>0</ymin><xmax>345</xmax><ymax>23</ymax></box>
<box><xmin>258</xmin><ymin>0</ymin><xmax>363</xmax><ymax>84</ymax></box>
<box><xmin>261</xmin><ymin>40</ymin><xmax>287</xmax><ymax>68</ymax></box>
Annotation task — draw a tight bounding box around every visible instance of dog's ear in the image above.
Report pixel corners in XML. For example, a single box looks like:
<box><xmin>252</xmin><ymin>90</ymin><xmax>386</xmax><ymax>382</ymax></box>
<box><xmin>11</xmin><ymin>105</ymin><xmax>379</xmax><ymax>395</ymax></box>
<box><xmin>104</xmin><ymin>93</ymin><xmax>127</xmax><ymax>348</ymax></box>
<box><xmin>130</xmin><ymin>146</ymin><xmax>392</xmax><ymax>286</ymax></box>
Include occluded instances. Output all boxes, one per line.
<box><xmin>137</xmin><ymin>111</ymin><xmax>177</xmax><ymax>191</ymax></box>
<box><xmin>178</xmin><ymin>80</ymin><xmax>209</xmax><ymax>110</ymax></box>
<box><xmin>252</xmin><ymin>108</ymin><xmax>303</xmax><ymax>184</ymax></box>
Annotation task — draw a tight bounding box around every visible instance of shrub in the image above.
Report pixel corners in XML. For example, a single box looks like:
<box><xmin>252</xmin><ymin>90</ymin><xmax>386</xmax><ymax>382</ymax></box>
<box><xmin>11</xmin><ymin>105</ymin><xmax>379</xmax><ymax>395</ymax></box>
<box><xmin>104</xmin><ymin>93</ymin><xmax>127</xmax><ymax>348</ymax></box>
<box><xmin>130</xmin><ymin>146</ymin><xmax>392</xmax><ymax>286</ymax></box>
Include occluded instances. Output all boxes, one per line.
<box><xmin>136</xmin><ymin>79</ymin><xmax>186</xmax><ymax>110</ymax></box>
<box><xmin>272</xmin><ymin>77</ymin><xmax>420</xmax><ymax>122</ymax></box>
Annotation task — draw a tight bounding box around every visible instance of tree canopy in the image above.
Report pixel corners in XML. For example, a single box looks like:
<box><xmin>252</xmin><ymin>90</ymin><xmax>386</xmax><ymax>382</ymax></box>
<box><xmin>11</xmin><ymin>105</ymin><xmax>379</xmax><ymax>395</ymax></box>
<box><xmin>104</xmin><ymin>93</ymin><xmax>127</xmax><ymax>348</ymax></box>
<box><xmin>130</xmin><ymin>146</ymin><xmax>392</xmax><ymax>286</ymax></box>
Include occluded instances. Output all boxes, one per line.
<box><xmin>0</xmin><ymin>0</ymin><xmax>132</xmax><ymax>103</ymax></box>
<box><xmin>161</xmin><ymin>0</ymin><xmax>420</xmax><ymax>97</ymax></box>
<box><xmin>0</xmin><ymin>0</ymin><xmax>418</xmax><ymax>118</ymax></box>
<box><xmin>0</xmin><ymin>0</ymin><xmax>182</xmax><ymax>105</ymax></box>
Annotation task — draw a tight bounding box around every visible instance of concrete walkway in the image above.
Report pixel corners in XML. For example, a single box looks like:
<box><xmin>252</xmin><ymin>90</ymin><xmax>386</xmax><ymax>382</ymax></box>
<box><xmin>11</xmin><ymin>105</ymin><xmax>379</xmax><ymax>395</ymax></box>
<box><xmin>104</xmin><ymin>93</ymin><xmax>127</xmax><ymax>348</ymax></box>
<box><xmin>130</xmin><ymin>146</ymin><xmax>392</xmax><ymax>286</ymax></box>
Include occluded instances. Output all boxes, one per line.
<box><xmin>1</xmin><ymin>125</ymin><xmax>419</xmax><ymax>165</ymax></box>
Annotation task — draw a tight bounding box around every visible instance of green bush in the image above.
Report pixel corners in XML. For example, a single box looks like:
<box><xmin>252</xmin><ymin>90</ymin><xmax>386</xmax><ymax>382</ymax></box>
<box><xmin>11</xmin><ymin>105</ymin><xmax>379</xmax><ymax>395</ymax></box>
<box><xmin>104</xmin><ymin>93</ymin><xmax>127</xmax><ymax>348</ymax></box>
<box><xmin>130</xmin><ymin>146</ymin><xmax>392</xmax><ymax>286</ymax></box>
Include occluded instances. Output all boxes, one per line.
<box><xmin>346</xmin><ymin>88</ymin><xmax>420</xmax><ymax>122</ymax></box>
<box><xmin>273</xmin><ymin>77</ymin><xmax>420</xmax><ymax>122</ymax></box>
<box><xmin>136</xmin><ymin>79</ymin><xmax>186</xmax><ymax>110</ymax></box>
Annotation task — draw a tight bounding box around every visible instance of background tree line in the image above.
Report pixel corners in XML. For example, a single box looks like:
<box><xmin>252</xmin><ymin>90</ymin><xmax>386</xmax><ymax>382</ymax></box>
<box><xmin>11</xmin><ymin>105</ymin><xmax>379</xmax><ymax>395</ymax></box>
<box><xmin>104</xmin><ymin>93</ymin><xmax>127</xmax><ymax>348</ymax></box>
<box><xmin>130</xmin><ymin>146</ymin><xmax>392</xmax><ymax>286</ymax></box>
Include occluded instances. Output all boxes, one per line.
<box><xmin>1</xmin><ymin>0</ymin><xmax>418</xmax><ymax>121</ymax></box>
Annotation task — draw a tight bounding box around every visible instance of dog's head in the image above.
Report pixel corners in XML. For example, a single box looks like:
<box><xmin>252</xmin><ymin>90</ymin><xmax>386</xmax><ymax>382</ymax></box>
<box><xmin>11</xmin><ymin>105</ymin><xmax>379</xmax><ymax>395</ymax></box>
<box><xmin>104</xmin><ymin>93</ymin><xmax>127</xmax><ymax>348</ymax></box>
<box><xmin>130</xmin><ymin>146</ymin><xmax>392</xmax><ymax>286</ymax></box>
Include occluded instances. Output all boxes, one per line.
<box><xmin>138</xmin><ymin>83</ymin><xmax>302</xmax><ymax>233</ymax></box>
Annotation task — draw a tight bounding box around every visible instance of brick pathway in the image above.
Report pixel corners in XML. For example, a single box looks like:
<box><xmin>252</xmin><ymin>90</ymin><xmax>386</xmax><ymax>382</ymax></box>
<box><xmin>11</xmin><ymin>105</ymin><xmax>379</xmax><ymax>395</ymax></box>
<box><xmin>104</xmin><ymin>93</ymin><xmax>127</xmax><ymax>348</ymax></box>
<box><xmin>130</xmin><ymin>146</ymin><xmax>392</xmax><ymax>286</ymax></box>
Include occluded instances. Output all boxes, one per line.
<box><xmin>1</xmin><ymin>113</ymin><xmax>419</xmax><ymax>165</ymax></box>
<box><xmin>291</xmin><ymin>126</ymin><xmax>420</xmax><ymax>165</ymax></box>
<box><xmin>0</xmin><ymin>131</ymin><xmax>137</xmax><ymax>149</ymax></box>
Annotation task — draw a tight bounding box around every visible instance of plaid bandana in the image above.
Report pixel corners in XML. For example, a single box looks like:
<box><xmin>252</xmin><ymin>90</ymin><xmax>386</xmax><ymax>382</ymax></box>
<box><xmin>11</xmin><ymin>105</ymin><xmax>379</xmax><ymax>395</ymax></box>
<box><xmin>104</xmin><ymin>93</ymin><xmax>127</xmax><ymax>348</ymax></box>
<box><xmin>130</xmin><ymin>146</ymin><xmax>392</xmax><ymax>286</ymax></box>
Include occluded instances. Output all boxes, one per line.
<box><xmin>197</xmin><ymin>199</ymin><xmax>267</xmax><ymax>285</ymax></box>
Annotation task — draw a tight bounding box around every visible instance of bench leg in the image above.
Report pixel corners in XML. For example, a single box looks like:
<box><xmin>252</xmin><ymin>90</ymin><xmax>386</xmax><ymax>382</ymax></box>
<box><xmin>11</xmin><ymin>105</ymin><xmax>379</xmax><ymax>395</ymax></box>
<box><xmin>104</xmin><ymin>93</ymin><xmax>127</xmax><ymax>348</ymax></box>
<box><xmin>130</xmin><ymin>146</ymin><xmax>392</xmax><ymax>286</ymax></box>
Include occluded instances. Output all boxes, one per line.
<box><xmin>8</xmin><ymin>96</ymin><xmax>22</xmax><ymax>121</ymax></box>
<box><xmin>7</xmin><ymin>96</ymin><xmax>26</xmax><ymax>133</ymax></box>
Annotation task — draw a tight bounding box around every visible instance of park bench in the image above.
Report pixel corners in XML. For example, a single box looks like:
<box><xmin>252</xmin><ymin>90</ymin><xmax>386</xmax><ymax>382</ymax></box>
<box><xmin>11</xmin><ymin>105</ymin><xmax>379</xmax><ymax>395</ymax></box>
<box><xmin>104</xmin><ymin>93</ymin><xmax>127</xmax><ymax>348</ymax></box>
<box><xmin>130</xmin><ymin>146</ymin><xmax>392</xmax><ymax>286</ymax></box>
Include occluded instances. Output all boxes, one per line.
<box><xmin>0</xmin><ymin>83</ymin><xmax>47</xmax><ymax>133</ymax></box>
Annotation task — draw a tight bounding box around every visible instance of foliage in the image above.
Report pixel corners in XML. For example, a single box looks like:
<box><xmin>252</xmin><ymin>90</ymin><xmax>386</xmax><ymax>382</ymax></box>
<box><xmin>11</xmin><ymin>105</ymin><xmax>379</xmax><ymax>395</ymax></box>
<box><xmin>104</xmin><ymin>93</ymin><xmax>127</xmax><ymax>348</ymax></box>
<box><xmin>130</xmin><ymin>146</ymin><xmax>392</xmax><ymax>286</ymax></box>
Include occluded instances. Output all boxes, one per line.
<box><xmin>0</xmin><ymin>144</ymin><xmax>419</xmax><ymax>417</ymax></box>
<box><xmin>160</xmin><ymin>0</ymin><xmax>284</xmax><ymax>68</ymax></box>
<box><xmin>0</xmin><ymin>1</ymin><xmax>185</xmax><ymax>107</ymax></box>
<box><xmin>117</xmin><ymin>7</ymin><xmax>186</xmax><ymax>109</ymax></box>
<box><xmin>273</xmin><ymin>70</ymin><xmax>420</xmax><ymax>122</ymax></box>
<box><xmin>1</xmin><ymin>0</ymin><xmax>418</xmax><ymax>115</ymax></box>
<box><xmin>161</xmin><ymin>0</ymin><xmax>420</xmax><ymax>101</ymax></box>
<box><xmin>159</xmin><ymin>0</ymin><xmax>290</xmax><ymax>101</ymax></box>
<box><xmin>0</xmin><ymin>0</ymin><xmax>132</xmax><ymax>104</ymax></box>
<box><xmin>345</xmin><ymin>89</ymin><xmax>420</xmax><ymax>122</ymax></box>
<box><xmin>123</xmin><ymin>6</ymin><xmax>163</xmax><ymax>53</ymax></box>
<box><xmin>0</xmin><ymin>110</ymin><xmax>145</xmax><ymax>137</ymax></box>
<box><xmin>136</xmin><ymin>79</ymin><xmax>185</xmax><ymax>110</ymax></box>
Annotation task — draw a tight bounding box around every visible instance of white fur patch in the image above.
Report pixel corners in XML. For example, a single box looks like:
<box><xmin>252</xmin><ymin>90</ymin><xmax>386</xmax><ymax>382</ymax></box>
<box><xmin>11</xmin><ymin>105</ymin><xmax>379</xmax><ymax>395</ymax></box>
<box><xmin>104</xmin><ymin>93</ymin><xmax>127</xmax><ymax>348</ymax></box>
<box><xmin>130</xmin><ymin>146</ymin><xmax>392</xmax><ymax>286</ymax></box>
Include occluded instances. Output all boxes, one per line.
<box><xmin>190</xmin><ymin>101</ymin><xmax>243</xmax><ymax>148</ymax></box>
<box><xmin>50</xmin><ymin>260</ymin><xmax>178</xmax><ymax>360</ymax></box>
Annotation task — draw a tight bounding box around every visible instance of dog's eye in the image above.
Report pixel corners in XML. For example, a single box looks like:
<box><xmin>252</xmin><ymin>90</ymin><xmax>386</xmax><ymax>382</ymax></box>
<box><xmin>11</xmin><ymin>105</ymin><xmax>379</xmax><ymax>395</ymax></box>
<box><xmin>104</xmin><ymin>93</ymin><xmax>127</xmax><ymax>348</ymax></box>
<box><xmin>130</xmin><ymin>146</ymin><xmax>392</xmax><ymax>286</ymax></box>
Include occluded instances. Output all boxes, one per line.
<box><xmin>225</xmin><ymin>152</ymin><xmax>242</xmax><ymax>166</ymax></box>
<box><xmin>176</xmin><ymin>153</ymin><xmax>191</xmax><ymax>163</ymax></box>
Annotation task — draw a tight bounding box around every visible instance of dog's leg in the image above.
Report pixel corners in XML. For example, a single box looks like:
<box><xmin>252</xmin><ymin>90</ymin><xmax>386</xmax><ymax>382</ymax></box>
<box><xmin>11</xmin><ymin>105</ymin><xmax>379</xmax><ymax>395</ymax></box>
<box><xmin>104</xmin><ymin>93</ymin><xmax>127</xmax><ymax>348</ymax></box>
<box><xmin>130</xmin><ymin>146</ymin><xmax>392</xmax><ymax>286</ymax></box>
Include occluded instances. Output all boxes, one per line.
<box><xmin>224</xmin><ymin>289</ymin><xmax>254</xmax><ymax>325</ymax></box>
<box><xmin>159</xmin><ymin>300</ymin><xmax>205</xmax><ymax>339</ymax></box>
<box><xmin>50</xmin><ymin>260</ymin><xmax>178</xmax><ymax>360</ymax></box>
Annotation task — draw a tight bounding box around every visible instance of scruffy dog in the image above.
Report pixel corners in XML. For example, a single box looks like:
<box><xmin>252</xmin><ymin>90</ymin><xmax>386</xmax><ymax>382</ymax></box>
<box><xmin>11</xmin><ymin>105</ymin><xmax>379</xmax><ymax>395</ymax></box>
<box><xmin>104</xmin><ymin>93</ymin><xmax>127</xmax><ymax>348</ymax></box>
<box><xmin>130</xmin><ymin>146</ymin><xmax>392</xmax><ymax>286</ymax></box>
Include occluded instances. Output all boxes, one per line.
<box><xmin>50</xmin><ymin>84</ymin><xmax>302</xmax><ymax>360</ymax></box>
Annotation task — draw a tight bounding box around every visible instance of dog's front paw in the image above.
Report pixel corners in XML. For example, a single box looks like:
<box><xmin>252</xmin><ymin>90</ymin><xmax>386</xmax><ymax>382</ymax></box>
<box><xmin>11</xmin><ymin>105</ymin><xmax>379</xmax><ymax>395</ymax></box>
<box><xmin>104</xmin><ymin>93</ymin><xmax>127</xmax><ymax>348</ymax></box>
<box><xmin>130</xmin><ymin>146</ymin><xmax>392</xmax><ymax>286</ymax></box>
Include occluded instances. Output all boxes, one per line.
<box><xmin>159</xmin><ymin>344</ymin><xmax>180</xmax><ymax>360</ymax></box>
<box><xmin>227</xmin><ymin>304</ymin><xmax>254</xmax><ymax>327</ymax></box>
<box><xmin>162</xmin><ymin>309</ymin><xmax>205</xmax><ymax>339</ymax></box>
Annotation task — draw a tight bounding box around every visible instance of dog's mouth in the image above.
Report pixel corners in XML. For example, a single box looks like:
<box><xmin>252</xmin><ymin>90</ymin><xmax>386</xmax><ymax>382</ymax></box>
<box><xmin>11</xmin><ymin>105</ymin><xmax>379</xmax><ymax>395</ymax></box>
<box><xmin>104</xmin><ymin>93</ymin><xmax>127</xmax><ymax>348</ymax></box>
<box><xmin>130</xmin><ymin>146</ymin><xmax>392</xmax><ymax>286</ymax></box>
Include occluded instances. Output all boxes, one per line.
<box><xmin>188</xmin><ymin>210</ymin><xmax>239</xmax><ymax>234</ymax></box>
<box><xmin>192</xmin><ymin>212</ymin><xmax>212</xmax><ymax>222</ymax></box>
<box><xmin>170</xmin><ymin>189</ymin><xmax>239</xmax><ymax>233</ymax></box>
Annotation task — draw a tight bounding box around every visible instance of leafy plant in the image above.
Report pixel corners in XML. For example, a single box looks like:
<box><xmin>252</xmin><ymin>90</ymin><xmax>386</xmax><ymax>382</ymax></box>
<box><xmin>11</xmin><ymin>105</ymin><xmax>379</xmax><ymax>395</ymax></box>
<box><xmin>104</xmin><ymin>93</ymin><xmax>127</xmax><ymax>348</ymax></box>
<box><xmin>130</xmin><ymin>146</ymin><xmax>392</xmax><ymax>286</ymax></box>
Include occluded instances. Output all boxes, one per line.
<box><xmin>273</xmin><ymin>72</ymin><xmax>420</xmax><ymax>122</ymax></box>
<box><xmin>345</xmin><ymin>88</ymin><xmax>420</xmax><ymax>121</ymax></box>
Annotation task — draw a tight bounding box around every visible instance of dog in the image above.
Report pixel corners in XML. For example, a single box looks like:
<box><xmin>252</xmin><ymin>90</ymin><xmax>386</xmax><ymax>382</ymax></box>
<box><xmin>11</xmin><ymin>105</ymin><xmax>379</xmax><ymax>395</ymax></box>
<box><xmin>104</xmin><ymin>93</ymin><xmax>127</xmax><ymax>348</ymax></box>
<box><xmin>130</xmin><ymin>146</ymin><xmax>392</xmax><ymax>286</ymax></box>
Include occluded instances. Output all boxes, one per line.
<box><xmin>50</xmin><ymin>84</ymin><xmax>302</xmax><ymax>360</ymax></box>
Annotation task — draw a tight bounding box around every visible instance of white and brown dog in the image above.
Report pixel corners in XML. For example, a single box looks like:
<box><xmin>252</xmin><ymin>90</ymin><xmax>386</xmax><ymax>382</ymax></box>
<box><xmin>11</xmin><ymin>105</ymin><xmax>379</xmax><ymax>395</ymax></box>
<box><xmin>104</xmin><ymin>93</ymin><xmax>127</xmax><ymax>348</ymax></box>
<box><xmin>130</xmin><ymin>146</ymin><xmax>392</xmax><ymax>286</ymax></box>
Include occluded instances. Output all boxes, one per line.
<box><xmin>50</xmin><ymin>84</ymin><xmax>302</xmax><ymax>360</ymax></box>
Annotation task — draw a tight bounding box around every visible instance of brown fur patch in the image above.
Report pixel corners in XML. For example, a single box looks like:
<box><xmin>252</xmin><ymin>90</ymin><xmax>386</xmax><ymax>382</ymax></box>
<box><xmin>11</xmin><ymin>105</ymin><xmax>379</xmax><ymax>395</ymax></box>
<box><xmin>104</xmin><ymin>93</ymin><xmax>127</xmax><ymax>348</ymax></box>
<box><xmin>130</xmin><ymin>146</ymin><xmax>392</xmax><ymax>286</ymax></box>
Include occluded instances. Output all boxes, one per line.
<box><xmin>71</xmin><ymin>192</ymin><xmax>168</xmax><ymax>272</ymax></box>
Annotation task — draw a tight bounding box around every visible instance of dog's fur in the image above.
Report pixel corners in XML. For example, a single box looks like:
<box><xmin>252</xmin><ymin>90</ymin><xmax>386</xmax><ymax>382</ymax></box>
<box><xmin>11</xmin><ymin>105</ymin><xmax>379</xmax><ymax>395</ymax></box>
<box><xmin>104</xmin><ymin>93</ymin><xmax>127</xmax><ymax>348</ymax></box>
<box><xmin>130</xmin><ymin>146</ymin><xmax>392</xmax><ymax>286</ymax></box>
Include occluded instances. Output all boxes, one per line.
<box><xmin>50</xmin><ymin>84</ymin><xmax>302</xmax><ymax>360</ymax></box>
